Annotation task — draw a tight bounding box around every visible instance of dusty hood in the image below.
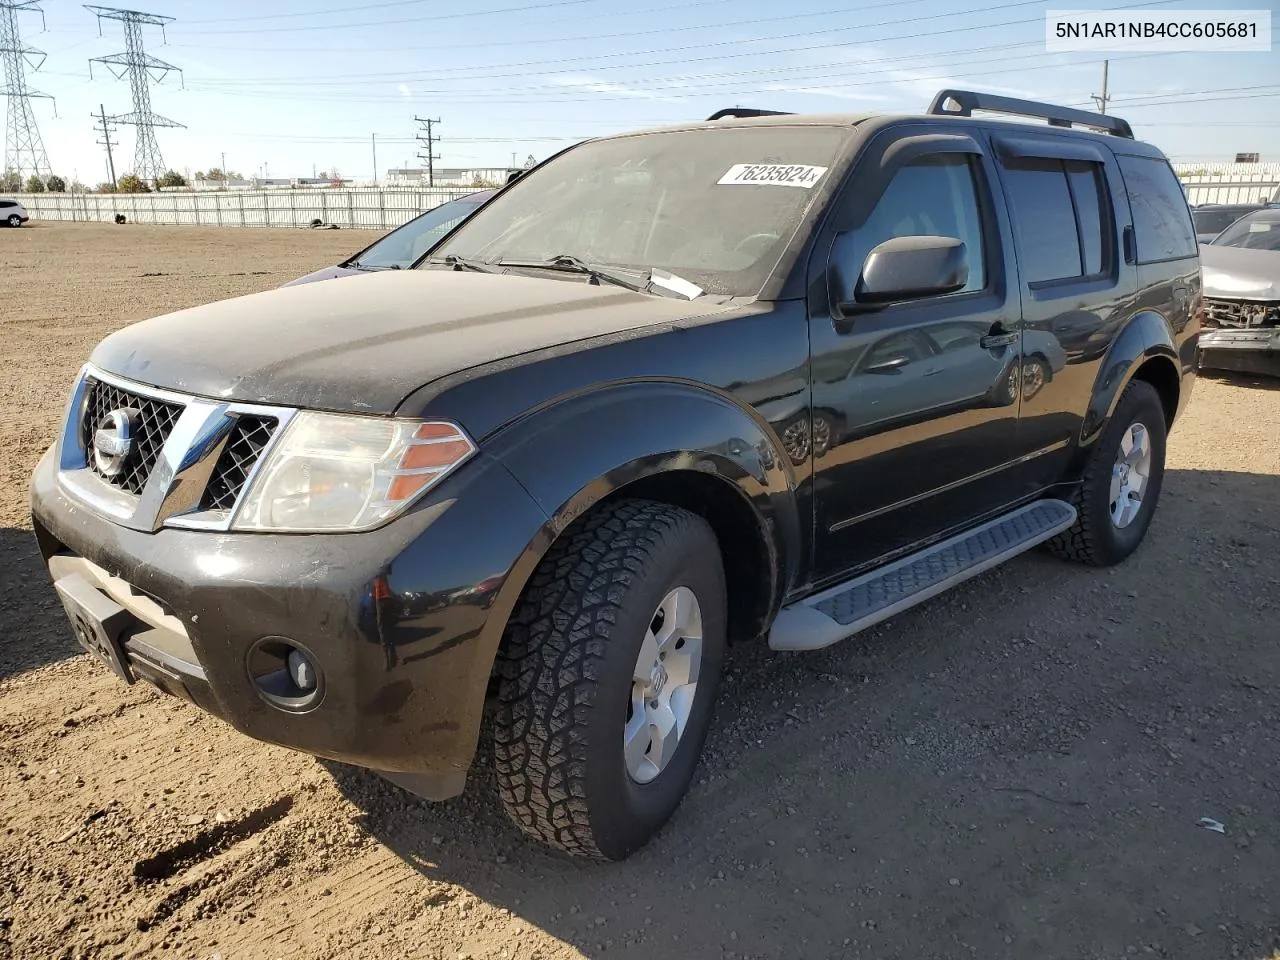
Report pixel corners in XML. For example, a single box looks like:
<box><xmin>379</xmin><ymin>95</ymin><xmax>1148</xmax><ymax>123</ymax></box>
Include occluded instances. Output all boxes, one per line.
<box><xmin>90</xmin><ymin>269</ymin><xmax>726</xmax><ymax>414</ymax></box>
<box><xmin>280</xmin><ymin>264</ymin><xmax>361</xmax><ymax>287</ymax></box>
<box><xmin>1200</xmin><ymin>244</ymin><xmax>1280</xmax><ymax>301</ymax></box>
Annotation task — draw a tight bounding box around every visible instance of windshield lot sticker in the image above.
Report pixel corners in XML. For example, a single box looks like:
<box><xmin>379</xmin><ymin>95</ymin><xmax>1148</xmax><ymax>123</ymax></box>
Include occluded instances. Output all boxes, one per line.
<box><xmin>718</xmin><ymin>164</ymin><xmax>828</xmax><ymax>188</ymax></box>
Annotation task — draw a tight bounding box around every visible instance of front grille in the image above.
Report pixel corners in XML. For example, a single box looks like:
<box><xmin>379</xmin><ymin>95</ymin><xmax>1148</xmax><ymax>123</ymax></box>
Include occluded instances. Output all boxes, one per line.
<box><xmin>1203</xmin><ymin>298</ymin><xmax>1280</xmax><ymax>329</ymax></box>
<box><xmin>81</xmin><ymin>379</ymin><xmax>184</xmax><ymax>494</ymax></box>
<box><xmin>200</xmin><ymin>415</ymin><xmax>277</xmax><ymax>511</ymax></box>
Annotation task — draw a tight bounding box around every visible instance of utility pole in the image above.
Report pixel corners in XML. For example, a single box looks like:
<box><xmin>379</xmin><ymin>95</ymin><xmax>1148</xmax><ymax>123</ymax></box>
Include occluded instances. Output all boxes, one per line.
<box><xmin>1091</xmin><ymin>59</ymin><xmax>1109</xmax><ymax>114</ymax></box>
<box><xmin>414</xmin><ymin>115</ymin><xmax>440</xmax><ymax>186</ymax></box>
<box><xmin>93</xmin><ymin>103</ymin><xmax>117</xmax><ymax>189</ymax></box>
<box><xmin>86</xmin><ymin>5</ymin><xmax>183</xmax><ymax>185</ymax></box>
<box><xmin>371</xmin><ymin>132</ymin><xmax>377</xmax><ymax>184</ymax></box>
<box><xmin>220</xmin><ymin>150</ymin><xmax>225</xmax><ymax>182</ymax></box>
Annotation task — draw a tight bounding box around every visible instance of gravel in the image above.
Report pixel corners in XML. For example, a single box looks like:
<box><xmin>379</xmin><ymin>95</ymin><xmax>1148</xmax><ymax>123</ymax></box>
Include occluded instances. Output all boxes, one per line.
<box><xmin>2</xmin><ymin>222</ymin><xmax>1278</xmax><ymax>960</ymax></box>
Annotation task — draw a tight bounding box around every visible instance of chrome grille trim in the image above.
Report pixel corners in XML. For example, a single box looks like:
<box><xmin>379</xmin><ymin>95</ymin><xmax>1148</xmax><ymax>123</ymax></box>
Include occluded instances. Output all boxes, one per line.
<box><xmin>56</xmin><ymin>364</ymin><xmax>297</xmax><ymax>533</ymax></box>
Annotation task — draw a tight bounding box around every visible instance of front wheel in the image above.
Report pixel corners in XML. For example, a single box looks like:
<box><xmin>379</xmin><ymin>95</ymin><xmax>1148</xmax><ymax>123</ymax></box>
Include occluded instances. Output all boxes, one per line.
<box><xmin>6</xmin><ymin>215</ymin><xmax>21</xmax><ymax>228</ymax></box>
<box><xmin>493</xmin><ymin>498</ymin><xmax>727</xmax><ymax>860</ymax></box>
<box><xmin>1047</xmin><ymin>379</ymin><xmax>1167</xmax><ymax>566</ymax></box>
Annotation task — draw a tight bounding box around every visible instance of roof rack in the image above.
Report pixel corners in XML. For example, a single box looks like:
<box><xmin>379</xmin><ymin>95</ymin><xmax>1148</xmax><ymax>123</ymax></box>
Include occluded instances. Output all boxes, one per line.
<box><xmin>927</xmin><ymin>89</ymin><xmax>1134</xmax><ymax>139</ymax></box>
<box><xmin>705</xmin><ymin>108</ymin><xmax>794</xmax><ymax>121</ymax></box>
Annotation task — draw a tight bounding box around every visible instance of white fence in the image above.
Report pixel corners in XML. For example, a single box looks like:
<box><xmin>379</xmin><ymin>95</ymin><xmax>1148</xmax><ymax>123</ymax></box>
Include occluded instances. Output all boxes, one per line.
<box><xmin>19</xmin><ymin>187</ymin><xmax>477</xmax><ymax>231</ymax></box>
<box><xmin>1173</xmin><ymin>162</ymin><xmax>1280</xmax><ymax>205</ymax></box>
<box><xmin>15</xmin><ymin>163</ymin><xmax>1280</xmax><ymax>230</ymax></box>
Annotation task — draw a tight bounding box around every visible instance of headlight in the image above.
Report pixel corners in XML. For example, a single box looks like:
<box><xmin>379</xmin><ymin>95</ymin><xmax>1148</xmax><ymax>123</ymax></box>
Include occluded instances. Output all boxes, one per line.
<box><xmin>233</xmin><ymin>412</ymin><xmax>476</xmax><ymax>532</ymax></box>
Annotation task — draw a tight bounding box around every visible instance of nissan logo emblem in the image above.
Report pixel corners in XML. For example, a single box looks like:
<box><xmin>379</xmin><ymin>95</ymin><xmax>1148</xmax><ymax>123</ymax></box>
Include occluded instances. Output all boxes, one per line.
<box><xmin>92</xmin><ymin>409</ymin><xmax>138</xmax><ymax>478</ymax></box>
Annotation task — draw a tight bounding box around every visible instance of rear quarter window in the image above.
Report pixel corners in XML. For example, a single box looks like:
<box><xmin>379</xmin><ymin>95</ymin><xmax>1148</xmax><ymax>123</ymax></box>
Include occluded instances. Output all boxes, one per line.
<box><xmin>1117</xmin><ymin>155</ymin><xmax>1197</xmax><ymax>262</ymax></box>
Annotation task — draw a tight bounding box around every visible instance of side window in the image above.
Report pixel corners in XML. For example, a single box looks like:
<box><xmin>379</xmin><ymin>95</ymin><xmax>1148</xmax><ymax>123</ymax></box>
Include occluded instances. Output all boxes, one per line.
<box><xmin>844</xmin><ymin>154</ymin><xmax>988</xmax><ymax>296</ymax></box>
<box><xmin>0</xmin><ymin>201</ymin><xmax>12</xmax><ymax>209</ymax></box>
<box><xmin>1002</xmin><ymin>158</ymin><xmax>1110</xmax><ymax>285</ymax></box>
<box><xmin>1117</xmin><ymin>154</ymin><xmax>1197</xmax><ymax>262</ymax></box>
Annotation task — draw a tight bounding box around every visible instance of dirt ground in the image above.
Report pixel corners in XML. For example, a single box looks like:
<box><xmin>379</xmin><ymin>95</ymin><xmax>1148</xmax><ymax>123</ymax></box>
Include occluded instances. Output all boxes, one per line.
<box><xmin>2</xmin><ymin>222</ymin><xmax>1278</xmax><ymax>960</ymax></box>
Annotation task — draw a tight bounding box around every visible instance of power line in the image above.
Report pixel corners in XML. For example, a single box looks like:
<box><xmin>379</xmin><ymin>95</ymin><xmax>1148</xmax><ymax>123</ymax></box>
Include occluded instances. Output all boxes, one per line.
<box><xmin>0</xmin><ymin>0</ymin><xmax>53</xmax><ymax>185</ymax></box>
<box><xmin>86</xmin><ymin>5</ymin><xmax>183</xmax><ymax>183</ymax></box>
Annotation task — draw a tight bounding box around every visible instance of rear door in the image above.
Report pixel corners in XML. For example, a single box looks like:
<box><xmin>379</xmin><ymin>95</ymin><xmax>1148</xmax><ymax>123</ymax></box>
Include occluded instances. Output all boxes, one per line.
<box><xmin>988</xmin><ymin>132</ymin><xmax>1136</xmax><ymax>490</ymax></box>
<box><xmin>807</xmin><ymin>125</ymin><xmax>1026</xmax><ymax>582</ymax></box>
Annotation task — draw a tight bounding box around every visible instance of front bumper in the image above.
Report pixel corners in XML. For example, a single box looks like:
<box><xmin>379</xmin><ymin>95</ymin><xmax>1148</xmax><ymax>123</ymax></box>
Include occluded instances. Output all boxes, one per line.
<box><xmin>30</xmin><ymin>443</ymin><xmax>549</xmax><ymax>798</ymax></box>
<box><xmin>1198</xmin><ymin>328</ymin><xmax>1280</xmax><ymax>377</ymax></box>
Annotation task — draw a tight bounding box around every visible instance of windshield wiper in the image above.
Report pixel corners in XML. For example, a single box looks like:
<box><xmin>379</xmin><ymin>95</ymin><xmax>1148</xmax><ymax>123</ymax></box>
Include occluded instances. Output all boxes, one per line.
<box><xmin>496</xmin><ymin>254</ymin><xmax>650</xmax><ymax>293</ymax></box>
<box><xmin>425</xmin><ymin>254</ymin><xmax>502</xmax><ymax>274</ymax></box>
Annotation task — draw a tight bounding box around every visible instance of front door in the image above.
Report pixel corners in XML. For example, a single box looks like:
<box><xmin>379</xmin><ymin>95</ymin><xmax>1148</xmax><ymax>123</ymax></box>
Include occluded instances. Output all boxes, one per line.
<box><xmin>808</xmin><ymin>135</ymin><xmax>1026</xmax><ymax>582</ymax></box>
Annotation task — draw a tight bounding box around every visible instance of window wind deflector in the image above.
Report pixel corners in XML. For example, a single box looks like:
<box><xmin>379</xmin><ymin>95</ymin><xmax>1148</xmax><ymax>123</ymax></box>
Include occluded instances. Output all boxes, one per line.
<box><xmin>928</xmin><ymin>88</ymin><xmax>1134</xmax><ymax>139</ymax></box>
<box><xmin>995</xmin><ymin>135</ymin><xmax>1107</xmax><ymax>164</ymax></box>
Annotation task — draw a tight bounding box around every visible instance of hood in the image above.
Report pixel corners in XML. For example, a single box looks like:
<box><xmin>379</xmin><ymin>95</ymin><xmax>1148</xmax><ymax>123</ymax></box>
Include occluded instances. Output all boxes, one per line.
<box><xmin>280</xmin><ymin>264</ymin><xmax>362</xmax><ymax>287</ymax></box>
<box><xmin>90</xmin><ymin>269</ymin><xmax>726</xmax><ymax>414</ymax></box>
<box><xmin>1200</xmin><ymin>244</ymin><xmax>1280</xmax><ymax>301</ymax></box>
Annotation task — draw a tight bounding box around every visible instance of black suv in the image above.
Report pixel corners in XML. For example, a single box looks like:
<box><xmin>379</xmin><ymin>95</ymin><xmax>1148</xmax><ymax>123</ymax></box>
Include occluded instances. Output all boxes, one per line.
<box><xmin>30</xmin><ymin>90</ymin><xmax>1200</xmax><ymax>861</ymax></box>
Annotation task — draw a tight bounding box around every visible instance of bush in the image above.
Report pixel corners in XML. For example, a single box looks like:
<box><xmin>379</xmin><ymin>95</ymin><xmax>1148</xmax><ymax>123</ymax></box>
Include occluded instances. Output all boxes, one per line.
<box><xmin>24</xmin><ymin>175</ymin><xmax>46</xmax><ymax>193</ymax></box>
<box><xmin>157</xmin><ymin>170</ymin><xmax>187</xmax><ymax>188</ymax></box>
<box><xmin>96</xmin><ymin>182</ymin><xmax>118</xmax><ymax>194</ymax></box>
<box><xmin>46</xmin><ymin>175</ymin><xmax>66</xmax><ymax>192</ymax></box>
<box><xmin>1</xmin><ymin>170</ymin><xmax>19</xmax><ymax>192</ymax></box>
<box><xmin>116</xmin><ymin>174</ymin><xmax>150</xmax><ymax>193</ymax></box>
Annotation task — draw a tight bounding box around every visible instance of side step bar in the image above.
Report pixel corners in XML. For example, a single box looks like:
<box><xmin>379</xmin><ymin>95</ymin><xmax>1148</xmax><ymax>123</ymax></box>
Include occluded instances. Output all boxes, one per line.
<box><xmin>768</xmin><ymin>499</ymin><xmax>1077</xmax><ymax>652</ymax></box>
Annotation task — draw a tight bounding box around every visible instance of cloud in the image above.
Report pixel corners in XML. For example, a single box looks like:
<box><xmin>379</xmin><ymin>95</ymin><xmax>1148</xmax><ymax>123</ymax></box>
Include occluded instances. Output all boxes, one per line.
<box><xmin>545</xmin><ymin>74</ymin><xmax>679</xmax><ymax>102</ymax></box>
<box><xmin>398</xmin><ymin>83</ymin><xmax>411</xmax><ymax>98</ymax></box>
<box><xmin>761</xmin><ymin>84</ymin><xmax>894</xmax><ymax>103</ymax></box>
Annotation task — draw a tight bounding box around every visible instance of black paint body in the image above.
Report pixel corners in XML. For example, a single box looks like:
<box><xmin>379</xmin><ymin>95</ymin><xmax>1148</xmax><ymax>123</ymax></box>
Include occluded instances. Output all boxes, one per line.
<box><xmin>30</xmin><ymin>112</ymin><xmax>1200</xmax><ymax>795</ymax></box>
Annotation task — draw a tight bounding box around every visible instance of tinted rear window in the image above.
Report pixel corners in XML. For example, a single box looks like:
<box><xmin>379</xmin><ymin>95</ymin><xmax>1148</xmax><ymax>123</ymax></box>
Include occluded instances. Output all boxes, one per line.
<box><xmin>1117</xmin><ymin>155</ymin><xmax>1197</xmax><ymax>261</ymax></box>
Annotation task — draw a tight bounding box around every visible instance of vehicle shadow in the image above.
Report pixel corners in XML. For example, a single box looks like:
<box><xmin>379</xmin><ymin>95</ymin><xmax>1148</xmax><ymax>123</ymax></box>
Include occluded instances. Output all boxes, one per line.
<box><xmin>0</xmin><ymin>526</ymin><xmax>82</xmax><ymax>680</ymax></box>
<box><xmin>325</xmin><ymin>466</ymin><xmax>1280</xmax><ymax>960</ymax></box>
<box><xmin>1197</xmin><ymin>368</ymin><xmax>1280</xmax><ymax>391</ymax></box>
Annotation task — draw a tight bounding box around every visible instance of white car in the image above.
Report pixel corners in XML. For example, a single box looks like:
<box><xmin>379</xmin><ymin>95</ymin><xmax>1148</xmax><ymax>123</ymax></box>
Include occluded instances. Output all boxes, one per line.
<box><xmin>1</xmin><ymin>198</ymin><xmax>30</xmax><ymax>227</ymax></box>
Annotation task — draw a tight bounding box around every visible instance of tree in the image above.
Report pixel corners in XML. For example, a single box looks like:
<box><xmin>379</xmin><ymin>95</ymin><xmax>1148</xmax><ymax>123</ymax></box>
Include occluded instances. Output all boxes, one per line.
<box><xmin>96</xmin><ymin>182</ymin><xmax>118</xmax><ymax>194</ymax></box>
<box><xmin>46</xmin><ymin>175</ymin><xmax>66</xmax><ymax>192</ymax></box>
<box><xmin>117</xmin><ymin>174</ymin><xmax>150</xmax><ymax>193</ymax></box>
<box><xmin>69</xmin><ymin>180</ymin><xmax>88</xmax><ymax>194</ymax></box>
<box><xmin>2</xmin><ymin>170</ymin><xmax>20</xmax><ymax>192</ymax></box>
<box><xmin>157</xmin><ymin>170</ymin><xmax>187</xmax><ymax>188</ymax></box>
<box><xmin>24</xmin><ymin>175</ymin><xmax>45</xmax><ymax>193</ymax></box>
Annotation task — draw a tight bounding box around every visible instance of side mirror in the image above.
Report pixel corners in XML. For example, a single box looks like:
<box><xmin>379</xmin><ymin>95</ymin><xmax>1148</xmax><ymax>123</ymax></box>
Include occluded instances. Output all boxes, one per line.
<box><xmin>829</xmin><ymin>234</ymin><xmax>969</xmax><ymax>314</ymax></box>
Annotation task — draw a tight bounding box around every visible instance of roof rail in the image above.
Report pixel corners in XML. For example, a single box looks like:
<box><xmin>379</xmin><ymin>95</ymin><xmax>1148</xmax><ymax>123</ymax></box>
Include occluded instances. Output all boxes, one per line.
<box><xmin>927</xmin><ymin>89</ymin><xmax>1134</xmax><ymax>139</ymax></box>
<box><xmin>705</xmin><ymin>108</ymin><xmax>794</xmax><ymax>121</ymax></box>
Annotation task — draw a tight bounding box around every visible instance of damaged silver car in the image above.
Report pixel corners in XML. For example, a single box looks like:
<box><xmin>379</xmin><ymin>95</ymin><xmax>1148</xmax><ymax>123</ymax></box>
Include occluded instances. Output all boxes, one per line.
<box><xmin>1198</xmin><ymin>207</ymin><xmax>1280</xmax><ymax>378</ymax></box>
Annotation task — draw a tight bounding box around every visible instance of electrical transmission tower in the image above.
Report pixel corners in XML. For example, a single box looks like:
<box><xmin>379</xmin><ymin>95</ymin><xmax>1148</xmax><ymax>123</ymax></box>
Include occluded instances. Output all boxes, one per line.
<box><xmin>0</xmin><ymin>0</ymin><xmax>53</xmax><ymax>186</ymax></box>
<box><xmin>86</xmin><ymin>5</ymin><xmax>183</xmax><ymax>184</ymax></box>
<box><xmin>415</xmin><ymin>116</ymin><xmax>440</xmax><ymax>186</ymax></box>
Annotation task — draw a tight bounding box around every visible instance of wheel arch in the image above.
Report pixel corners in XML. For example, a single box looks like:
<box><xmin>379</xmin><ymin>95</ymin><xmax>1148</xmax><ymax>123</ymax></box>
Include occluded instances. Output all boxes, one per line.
<box><xmin>485</xmin><ymin>381</ymin><xmax>802</xmax><ymax>651</ymax></box>
<box><xmin>1082</xmin><ymin>311</ymin><xmax>1181</xmax><ymax>445</ymax></box>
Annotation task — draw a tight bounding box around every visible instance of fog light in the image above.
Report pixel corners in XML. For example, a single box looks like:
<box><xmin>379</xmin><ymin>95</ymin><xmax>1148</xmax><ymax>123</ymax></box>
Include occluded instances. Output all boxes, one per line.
<box><xmin>287</xmin><ymin>649</ymin><xmax>316</xmax><ymax>691</ymax></box>
<box><xmin>246</xmin><ymin>636</ymin><xmax>325</xmax><ymax>713</ymax></box>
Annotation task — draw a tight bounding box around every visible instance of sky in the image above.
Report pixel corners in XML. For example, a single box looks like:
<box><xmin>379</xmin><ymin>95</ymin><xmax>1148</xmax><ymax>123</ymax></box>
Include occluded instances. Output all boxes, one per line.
<box><xmin>8</xmin><ymin>0</ymin><xmax>1280</xmax><ymax>185</ymax></box>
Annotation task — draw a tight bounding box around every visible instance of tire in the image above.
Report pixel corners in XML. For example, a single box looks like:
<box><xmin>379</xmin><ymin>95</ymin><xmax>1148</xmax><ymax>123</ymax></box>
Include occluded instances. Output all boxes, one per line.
<box><xmin>7</xmin><ymin>215</ymin><xmax>21</xmax><ymax>228</ymax></box>
<box><xmin>493</xmin><ymin>498</ymin><xmax>727</xmax><ymax>861</ymax></box>
<box><xmin>1047</xmin><ymin>379</ymin><xmax>1167</xmax><ymax>566</ymax></box>
<box><xmin>1020</xmin><ymin>356</ymin><xmax>1051</xmax><ymax>401</ymax></box>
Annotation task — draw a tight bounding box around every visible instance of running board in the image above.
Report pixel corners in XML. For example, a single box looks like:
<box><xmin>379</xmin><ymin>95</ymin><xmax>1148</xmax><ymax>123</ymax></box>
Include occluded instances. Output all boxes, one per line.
<box><xmin>768</xmin><ymin>499</ymin><xmax>1077</xmax><ymax>652</ymax></box>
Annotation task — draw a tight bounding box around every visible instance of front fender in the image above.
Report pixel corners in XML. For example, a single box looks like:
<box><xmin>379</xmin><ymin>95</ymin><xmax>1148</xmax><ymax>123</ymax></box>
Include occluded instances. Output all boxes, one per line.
<box><xmin>486</xmin><ymin>380</ymin><xmax>802</xmax><ymax>624</ymax></box>
<box><xmin>1081</xmin><ymin>310</ymin><xmax>1180</xmax><ymax>444</ymax></box>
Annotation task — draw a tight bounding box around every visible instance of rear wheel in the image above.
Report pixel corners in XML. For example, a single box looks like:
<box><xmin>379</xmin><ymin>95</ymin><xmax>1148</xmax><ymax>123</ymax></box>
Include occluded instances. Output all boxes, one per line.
<box><xmin>7</xmin><ymin>215</ymin><xmax>21</xmax><ymax>228</ymax></box>
<box><xmin>1047</xmin><ymin>379</ymin><xmax>1167</xmax><ymax>566</ymax></box>
<box><xmin>493</xmin><ymin>498</ymin><xmax>726</xmax><ymax>860</ymax></box>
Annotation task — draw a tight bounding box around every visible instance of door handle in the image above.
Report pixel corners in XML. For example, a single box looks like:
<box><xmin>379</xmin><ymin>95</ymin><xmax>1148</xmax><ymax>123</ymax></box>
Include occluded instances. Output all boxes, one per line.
<box><xmin>864</xmin><ymin>355</ymin><xmax>910</xmax><ymax>373</ymax></box>
<box><xmin>980</xmin><ymin>332</ymin><xmax>1018</xmax><ymax>349</ymax></box>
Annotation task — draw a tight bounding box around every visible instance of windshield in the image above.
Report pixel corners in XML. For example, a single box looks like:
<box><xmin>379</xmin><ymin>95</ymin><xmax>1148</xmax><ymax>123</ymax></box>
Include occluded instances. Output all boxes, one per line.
<box><xmin>1193</xmin><ymin>207</ymin><xmax>1258</xmax><ymax>238</ymax></box>
<box><xmin>1212</xmin><ymin>210</ymin><xmax>1280</xmax><ymax>251</ymax></box>
<box><xmin>352</xmin><ymin>193</ymin><xmax>491</xmax><ymax>269</ymax></box>
<box><xmin>428</xmin><ymin>126</ymin><xmax>850</xmax><ymax>296</ymax></box>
